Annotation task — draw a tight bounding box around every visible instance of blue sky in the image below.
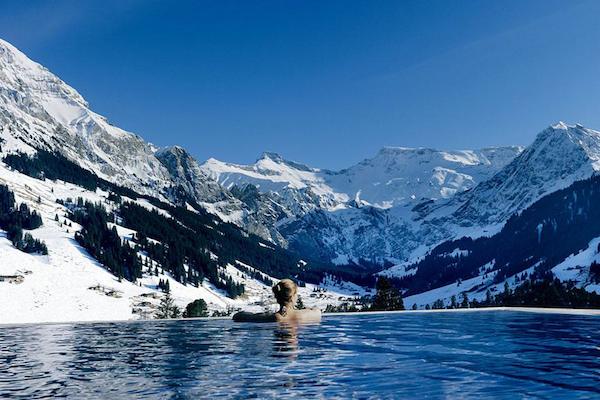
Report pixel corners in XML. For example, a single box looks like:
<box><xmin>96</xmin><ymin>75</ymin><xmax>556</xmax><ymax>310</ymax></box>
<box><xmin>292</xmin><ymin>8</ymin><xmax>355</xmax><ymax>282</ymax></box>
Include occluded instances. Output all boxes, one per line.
<box><xmin>1</xmin><ymin>0</ymin><xmax>599</xmax><ymax>169</ymax></box>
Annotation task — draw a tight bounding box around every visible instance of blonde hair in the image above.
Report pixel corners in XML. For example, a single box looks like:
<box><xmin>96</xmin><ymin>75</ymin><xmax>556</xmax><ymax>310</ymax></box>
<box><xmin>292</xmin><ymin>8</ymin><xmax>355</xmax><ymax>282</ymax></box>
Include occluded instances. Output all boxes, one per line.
<box><xmin>272</xmin><ymin>279</ymin><xmax>297</xmax><ymax>306</ymax></box>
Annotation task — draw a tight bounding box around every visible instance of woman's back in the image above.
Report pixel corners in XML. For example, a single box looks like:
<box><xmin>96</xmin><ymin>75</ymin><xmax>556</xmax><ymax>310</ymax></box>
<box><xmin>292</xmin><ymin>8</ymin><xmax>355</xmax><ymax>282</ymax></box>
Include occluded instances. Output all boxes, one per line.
<box><xmin>232</xmin><ymin>279</ymin><xmax>322</xmax><ymax>323</ymax></box>
<box><xmin>276</xmin><ymin>308</ymin><xmax>321</xmax><ymax>323</ymax></box>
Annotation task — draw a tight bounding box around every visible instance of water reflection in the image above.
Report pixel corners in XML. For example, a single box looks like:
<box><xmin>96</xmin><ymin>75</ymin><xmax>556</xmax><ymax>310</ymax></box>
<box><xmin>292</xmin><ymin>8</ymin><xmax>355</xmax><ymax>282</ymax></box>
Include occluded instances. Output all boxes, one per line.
<box><xmin>0</xmin><ymin>312</ymin><xmax>599</xmax><ymax>398</ymax></box>
<box><xmin>272</xmin><ymin>323</ymin><xmax>299</xmax><ymax>359</ymax></box>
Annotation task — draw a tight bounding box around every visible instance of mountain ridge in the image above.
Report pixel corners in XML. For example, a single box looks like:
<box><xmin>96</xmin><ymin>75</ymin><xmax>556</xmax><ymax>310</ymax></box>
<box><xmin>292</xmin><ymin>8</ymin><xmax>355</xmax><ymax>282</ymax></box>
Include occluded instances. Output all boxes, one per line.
<box><xmin>2</xmin><ymin>37</ymin><xmax>600</xmax><ymax>270</ymax></box>
<box><xmin>4</xmin><ymin>38</ymin><xmax>600</xmax><ymax>318</ymax></box>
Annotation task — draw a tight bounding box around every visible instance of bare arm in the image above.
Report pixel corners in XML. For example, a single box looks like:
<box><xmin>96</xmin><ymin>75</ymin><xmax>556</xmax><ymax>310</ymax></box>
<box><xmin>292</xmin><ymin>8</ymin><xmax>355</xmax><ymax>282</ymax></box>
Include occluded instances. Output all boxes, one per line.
<box><xmin>232</xmin><ymin>311</ymin><xmax>277</xmax><ymax>323</ymax></box>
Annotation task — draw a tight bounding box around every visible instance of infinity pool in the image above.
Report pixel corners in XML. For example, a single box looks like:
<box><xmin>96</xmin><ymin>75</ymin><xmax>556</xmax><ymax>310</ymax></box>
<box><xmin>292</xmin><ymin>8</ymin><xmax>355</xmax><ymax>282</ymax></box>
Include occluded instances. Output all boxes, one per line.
<box><xmin>1</xmin><ymin>311</ymin><xmax>599</xmax><ymax>398</ymax></box>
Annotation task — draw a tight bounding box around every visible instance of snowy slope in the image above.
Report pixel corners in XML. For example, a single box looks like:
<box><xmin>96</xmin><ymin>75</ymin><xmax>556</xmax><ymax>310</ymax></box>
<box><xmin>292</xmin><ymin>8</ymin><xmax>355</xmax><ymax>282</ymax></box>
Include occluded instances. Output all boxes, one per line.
<box><xmin>402</xmin><ymin>233</ymin><xmax>600</xmax><ymax>310</ymax></box>
<box><xmin>0</xmin><ymin>162</ymin><xmax>362</xmax><ymax>324</ymax></box>
<box><xmin>446</xmin><ymin>122</ymin><xmax>600</xmax><ymax>226</ymax></box>
<box><xmin>552</xmin><ymin>237</ymin><xmax>600</xmax><ymax>294</ymax></box>
<box><xmin>204</xmin><ymin>122</ymin><xmax>600</xmax><ymax>268</ymax></box>
<box><xmin>5</xmin><ymin>36</ymin><xmax>600</xmax><ymax>315</ymax></box>
<box><xmin>0</xmin><ymin>38</ymin><xmax>173</xmax><ymax>196</ymax></box>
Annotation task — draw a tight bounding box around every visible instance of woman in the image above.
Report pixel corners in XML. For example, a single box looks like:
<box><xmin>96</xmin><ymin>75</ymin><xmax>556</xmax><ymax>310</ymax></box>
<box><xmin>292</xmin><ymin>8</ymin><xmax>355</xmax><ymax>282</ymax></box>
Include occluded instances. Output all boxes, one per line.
<box><xmin>233</xmin><ymin>279</ymin><xmax>321</xmax><ymax>323</ymax></box>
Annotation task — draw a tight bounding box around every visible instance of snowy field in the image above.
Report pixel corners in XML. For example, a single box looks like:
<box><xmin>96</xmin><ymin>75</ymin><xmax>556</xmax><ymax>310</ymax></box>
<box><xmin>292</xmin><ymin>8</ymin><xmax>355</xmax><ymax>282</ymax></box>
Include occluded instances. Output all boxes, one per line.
<box><xmin>0</xmin><ymin>163</ymin><xmax>364</xmax><ymax>324</ymax></box>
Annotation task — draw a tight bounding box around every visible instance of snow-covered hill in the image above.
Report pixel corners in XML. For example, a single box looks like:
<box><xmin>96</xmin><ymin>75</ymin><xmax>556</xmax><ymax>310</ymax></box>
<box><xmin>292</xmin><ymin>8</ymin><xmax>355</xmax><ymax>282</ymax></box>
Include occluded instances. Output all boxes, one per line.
<box><xmin>438</xmin><ymin>122</ymin><xmax>600</xmax><ymax>226</ymax></box>
<box><xmin>0</xmin><ymin>38</ymin><xmax>172</xmax><ymax>195</ymax></box>
<box><xmin>4</xmin><ymin>36</ymin><xmax>600</xmax><ymax>320</ymax></box>
<box><xmin>0</xmin><ymin>162</ymin><xmax>364</xmax><ymax>324</ymax></box>
<box><xmin>395</xmin><ymin>171</ymin><xmax>600</xmax><ymax>309</ymax></box>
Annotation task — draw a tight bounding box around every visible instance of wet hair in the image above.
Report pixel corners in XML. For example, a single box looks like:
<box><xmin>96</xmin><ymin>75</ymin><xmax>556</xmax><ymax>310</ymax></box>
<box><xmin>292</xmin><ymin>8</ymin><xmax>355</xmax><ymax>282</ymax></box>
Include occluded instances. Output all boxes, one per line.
<box><xmin>272</xmin><ymin>279</ymin><xmax>297</xmax><ymax>306</ymax></box>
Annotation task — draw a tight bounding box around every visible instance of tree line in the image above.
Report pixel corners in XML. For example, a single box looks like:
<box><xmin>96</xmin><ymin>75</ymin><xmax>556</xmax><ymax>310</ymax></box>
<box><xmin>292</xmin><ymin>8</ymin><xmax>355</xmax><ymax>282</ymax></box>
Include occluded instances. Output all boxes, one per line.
<box><xmin>397</xmin><ymin>174</ymin><xmax>600</xmax><ymax>297</ymax></box>
<box><xmin>0</xmin><ymin>185</ymin><xmax>47</xmax><ymax>254</ymax></box>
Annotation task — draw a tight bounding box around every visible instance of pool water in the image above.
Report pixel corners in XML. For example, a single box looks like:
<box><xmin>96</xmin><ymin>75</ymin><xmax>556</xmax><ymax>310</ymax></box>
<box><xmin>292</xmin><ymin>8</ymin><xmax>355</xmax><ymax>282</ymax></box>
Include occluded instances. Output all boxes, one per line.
<box><xmin>1</xmin><ymin>311</ymin><xmax>599</xmax><ymax>398</ymax></box>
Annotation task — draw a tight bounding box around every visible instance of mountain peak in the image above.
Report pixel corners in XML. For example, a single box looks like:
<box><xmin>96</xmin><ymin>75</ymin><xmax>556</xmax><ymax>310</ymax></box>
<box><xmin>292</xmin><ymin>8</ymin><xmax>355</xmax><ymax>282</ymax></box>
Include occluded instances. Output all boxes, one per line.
<box><xmin>551</xmin><ymin>121</ymin><xmax>569</xmax><ymax>130</ymax></box>
<box><xmin>255</xmin><ymin>152</ymin><xmax>315</xmax><ymax>172</ymax></box>
<box><xmin>0</xmin><ymin>37</ymin><xmax>174</xmax><ymax>192</ymax></box>
<box><xmin>0</xmin><ymin>37</ymin><xmax>89</xmax><ymax>113</ymax></box>
<box><xmin>548</xmin><ymin>121</ymin><xmax>592</xmax><ymax>133</ymax></box>
<box><xmin>257</xmin><ymin>151</ymin><xmax>285</xmax><ymax>163</ymax></box>
<box><xmin>157</xmin><ymin>145</ymin><xmax>188</xmax><ymax>157</ymax></box>
<box><xmin>537</xmin><ymin>122</ymin><xmax>600</xmax><ymax>152</ymax></box>
<box><xmin>450</xmin><ymin>122</ymin><xmax>600</xmax><ymax>226</ymax></box>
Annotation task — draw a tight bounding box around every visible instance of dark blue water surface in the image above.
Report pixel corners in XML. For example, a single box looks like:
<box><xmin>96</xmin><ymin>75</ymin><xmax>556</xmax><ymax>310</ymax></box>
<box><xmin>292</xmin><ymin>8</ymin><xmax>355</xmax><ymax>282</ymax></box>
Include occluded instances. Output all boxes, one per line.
<box><xmin>1</xmin><ymin>311</ymin><xmax>600</xmax><ymax>399</ymax></box>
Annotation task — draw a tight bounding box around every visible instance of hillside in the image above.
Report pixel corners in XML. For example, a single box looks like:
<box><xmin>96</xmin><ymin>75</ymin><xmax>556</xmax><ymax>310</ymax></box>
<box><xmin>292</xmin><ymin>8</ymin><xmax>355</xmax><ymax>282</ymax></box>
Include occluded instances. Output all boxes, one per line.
<box><xmin>0</xmin><ymin>153</ymin><xmax>366</xmax><ymax>324</ymax></box>
<box><xmin>3</xmin><ymin>36</ymin><xmax>600</xmax><ymax>321</ymax></box>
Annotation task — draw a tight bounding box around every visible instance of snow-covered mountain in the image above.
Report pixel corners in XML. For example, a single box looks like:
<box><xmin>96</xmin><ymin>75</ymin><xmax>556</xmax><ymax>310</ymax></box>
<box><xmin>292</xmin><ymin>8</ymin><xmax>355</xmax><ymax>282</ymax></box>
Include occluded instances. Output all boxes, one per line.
<box><xmin>202</xmin><ymin>146</ymin><xmax>522</xmax><ymax>209</ymax></box>
<box><xmin>0</xmin><ymin>38</ymin><xmax>288</xmax><ymax>245</ymax></box>
<box><xmin>0</xmin><ymin>38</ymin><xmax>173</xmax><ymax>195</ymax></box>
<box><xmin>0</xmin><ymin>36</ymin><xmax>596</xmax><ymax>268</ymax></box>
<box><xmin>449</xmin><ymin>122</ymin><xmax>600</xmax><ymax>225</ymax></box>
<box><xmin>4</xmin><ymin>36</ymin><xmax>600</xmax><ymax>320</ymax></box>
<box><xmin>0</xmin><ymin>161</ymin><xmax>362</xmax><ymax>324</ymax></box>
<box><xmin>201</xmin><ymin>146</ymin><xmax>523</xmax><ymax>263</ymax></box>
<box><xmin>381</xmin><ymin>122</ymin><xmax>600</xmax><ymax>276</ymax></box>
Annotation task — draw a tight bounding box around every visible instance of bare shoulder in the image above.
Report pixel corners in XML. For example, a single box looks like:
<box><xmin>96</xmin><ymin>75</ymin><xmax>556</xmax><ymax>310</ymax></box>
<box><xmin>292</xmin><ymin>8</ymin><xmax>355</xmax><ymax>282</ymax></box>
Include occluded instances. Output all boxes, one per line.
<box><xmin>274</xmin><ymin>308</ymin><xmax>322</xmax><ymax>323</ymax></box>
<box><xmin>295</xmin><ymin>308</ymin><xmax>322</xmax><ymax>322</ymax></box>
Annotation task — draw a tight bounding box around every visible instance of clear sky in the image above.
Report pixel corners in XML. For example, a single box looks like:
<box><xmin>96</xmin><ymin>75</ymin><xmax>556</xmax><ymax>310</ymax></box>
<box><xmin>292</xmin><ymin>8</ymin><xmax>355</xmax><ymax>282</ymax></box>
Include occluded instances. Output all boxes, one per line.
<box><xmin>1</xmin><ymin>0</ymin><xmax>599</xmax><ymax>169</ymax></box>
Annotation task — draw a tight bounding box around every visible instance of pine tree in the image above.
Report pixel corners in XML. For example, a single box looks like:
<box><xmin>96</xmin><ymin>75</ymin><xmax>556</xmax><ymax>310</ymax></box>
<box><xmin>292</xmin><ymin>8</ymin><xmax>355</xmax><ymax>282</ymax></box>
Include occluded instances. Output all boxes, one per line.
<box><xmin>461</xmin><ymin>292</ymin><xmax>469</xmax><ymax>308</ymax></box>
<box><xmin>432</xmin><ymin>299</ymin><xmax>444</xmax><ymax>309</ymax></box>
<box><xmin>485</xmin><ymin>289</ymin><xmax>493</xmax><ymax>305</ymax></box>
<box><xmin>370</xmin><ymin>276</ymin><xmax>404</xmax><ymax>311</ymax></box>
<box><xmin>183</xmin><ymin>299</ymin><xmax>208</xmax><ymax>318</ymax></box>
<box><xmin>450</xmin><ymin>295</ymin><xmax>457</xmax><ymax>309</ymax></box>
<box><xmin>156</xmin><ymin>292</ymin><xmax>181</xmax><ymax>319</ymax></box>
<box><xmin>295</xmin><ymin>295</ymin><xmax>305</xmax><ymax>310</ymax></box>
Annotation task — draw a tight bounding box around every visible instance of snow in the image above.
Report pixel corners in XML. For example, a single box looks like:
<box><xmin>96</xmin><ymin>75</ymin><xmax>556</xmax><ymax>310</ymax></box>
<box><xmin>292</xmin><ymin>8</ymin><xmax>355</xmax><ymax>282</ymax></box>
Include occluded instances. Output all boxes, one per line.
<box><xmin>198</xmin><ymin>200</ymin><xmax>244</xmax><ymax>224</ymax></box>
<box><xmin>201</xmin><ymin>146</ymin><xmax>521</xmax><ymax>211</ymax></box>
<box><xmin>403</xmin><ymin>263</ymin><xmax>537</xmax><ymax>309</ymax></box>
<box><xmin>0</xmin><ymin>38</ymin><xmax>173</xmax><ymax>200</ymax></box>
<box><xmin>0</xmin><ymin>155</ymin><xmax>366</xmax><ymax>323</ymax></box>
<box><xmin>199</xmin><ymin>142</ymin><xmax>524</xmax><ymax>265</ymax></box>
<box><xmin>447</xmin><ymin>248</ymin><xmax>470</xmax><ymax>258</ymax></box>
<box><xmin>379</xmin><ymin>262</ymin><xmax>418</xmax><ymax>278</ymax></box>
<box><xmin>4</xmin><ymin>38</ymin><xmax>600</xmax><ymax>322</ymax></box>
<box><xmin>0</xmin><ymin>166</ymin><xmax>235</xmax><ymax>323</ymax></box>
<box><xmin>552</xmin><ymin>237</ymin><xmax>600</xmax><ymax>293</ymax></box>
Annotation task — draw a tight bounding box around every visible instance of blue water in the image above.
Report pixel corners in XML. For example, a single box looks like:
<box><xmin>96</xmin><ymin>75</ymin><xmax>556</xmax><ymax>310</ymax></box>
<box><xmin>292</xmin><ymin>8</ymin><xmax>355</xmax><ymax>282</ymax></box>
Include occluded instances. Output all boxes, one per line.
<box><xmin>1</xmin><ymin>311</ymin><xmax>599</xmax><ymax>399</ymax></box>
